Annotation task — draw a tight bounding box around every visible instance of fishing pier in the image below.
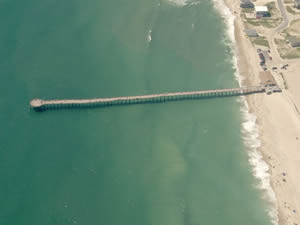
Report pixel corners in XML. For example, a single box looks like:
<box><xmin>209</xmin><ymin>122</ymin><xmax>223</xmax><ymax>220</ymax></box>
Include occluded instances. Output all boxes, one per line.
<box><xmin>30</xmin><ymin>86</ymin><xmax>270</xmax><ymax>111</ymax></box>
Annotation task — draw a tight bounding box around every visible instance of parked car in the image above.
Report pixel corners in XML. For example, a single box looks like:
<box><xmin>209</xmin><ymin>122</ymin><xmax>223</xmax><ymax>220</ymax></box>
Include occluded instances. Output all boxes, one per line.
<box><xmin>259</xmin><ymin>53</ymin><xmax>265</xmax><ymax>60</ymax></box>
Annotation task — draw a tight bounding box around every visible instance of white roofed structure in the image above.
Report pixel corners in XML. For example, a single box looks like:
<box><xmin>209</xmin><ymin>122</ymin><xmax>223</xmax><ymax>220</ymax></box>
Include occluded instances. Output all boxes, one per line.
<box><xmin>255</xmin><ymin>6</ymin><xmax>268</xmax><ymax>12</ymax></box>
<box><xmin>255</xmin><ymin>5</ymin><xmax>269</xmax><ymax>17</ymax></box>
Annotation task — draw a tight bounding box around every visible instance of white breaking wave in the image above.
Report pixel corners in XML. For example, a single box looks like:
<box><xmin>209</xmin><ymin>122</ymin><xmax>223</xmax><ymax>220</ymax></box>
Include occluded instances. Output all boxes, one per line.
<box><xmin>166</xmin><ymin>0</ymin><xmax>201</xmax><ymax>7</ymax></box>
<box><xmin>211</xmin><ymin>0</ymin><xmax>279</xmax><ymax>224</ymax></box>
<box><xmin>168</xmin><ymin>0</ymin><xmax>188</xmax><ymax>6</ymax></box>
<box><xmin>241</xmin><ymin>99</ymin><xmax>278</xmax><ymax>225</ymax></box>
<box><xmin>147</xmin><ymin>29</ymin><xmax>152</xmax><ymax>43</ymax></box>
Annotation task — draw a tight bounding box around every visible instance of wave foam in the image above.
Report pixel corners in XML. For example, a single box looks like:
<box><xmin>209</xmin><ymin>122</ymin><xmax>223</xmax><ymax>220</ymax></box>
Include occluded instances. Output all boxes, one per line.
<box><xmin>147</xmin><ymin>29</ymin><xmax>152</xmax><ymax>43</ymax></box>
<box><xmin>241</xmin><ymin>100</ymin><xmax>278</xmax><ymax>225</ymax></box>
<box><xmin>211</xmin><ymin>0</ymin><xmax>279</xmax><ymax>224</ymax></box>
<box><xmin>166</xmin><ymin>0</ymin><xmax>201</xmax><ymax>7</ymax></box>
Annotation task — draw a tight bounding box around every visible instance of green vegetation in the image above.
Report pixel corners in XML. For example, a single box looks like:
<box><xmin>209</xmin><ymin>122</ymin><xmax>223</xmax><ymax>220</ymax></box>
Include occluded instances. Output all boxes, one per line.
<box><xmin>242</xmin><ymin>8</ymin><xmax>254</xmax><ymax>13</ymax></box>
<box><xmin>265</xmin><ymin>2</ymin><xmax>277</xmax><ymax>11</ymax></box>
<box><xmin>282</xmin><ymin>19</ymin><xmax>300</xmax><ymax>36</ymax></box>
<box><xmin>245</xmin><ymin>18</ymin><xmax>283</xmax><ymax>28</ymax></box>
<box><xmin>275</xmin><ymin>38</ymin><xmax>285</xmax><ymax>45</ymax></box>
<box><xmin>240</xmin><ymin>2</ymin><xmax>283</xmax><ymax>28</ymax></box>
<box><xmin>274</xmin><ymin>38</ymin><xmax>300</xmax><ymax>59</ymax></box>
<box><xmin>290</xmin><ymin>18</ymin><xmax>300</xmax><ymax>26</ymax></box>
<box><xmin>284</xmin><ymin>48</ymin><xmax>300</xmax><ymax>59</ymax></box>
<box><xmin>266</xmin><ymin>2</ymin><xmax>276</xmax><ymax>16</ymax></box>
<box><xmin>286</xmin><ymin>6</ymin><xmax>297</xmax><ymax>14</ymax></box>
<box><xmin>250</xmin><ymin>37</ymin><xmax>270</xmax><ymax>47</ymax></box>
<box><xmin>286</xmin><ymin>6</ymin><xmax>300</xmax><ymax>15</ymax></box>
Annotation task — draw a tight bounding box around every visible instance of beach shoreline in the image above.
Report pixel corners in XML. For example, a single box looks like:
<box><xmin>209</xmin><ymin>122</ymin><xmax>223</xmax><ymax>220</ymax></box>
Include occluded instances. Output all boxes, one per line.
<box><xmin>221</xmin><ymin>0</ymin><xmax>300</xmax><ymax>224</ymax></box>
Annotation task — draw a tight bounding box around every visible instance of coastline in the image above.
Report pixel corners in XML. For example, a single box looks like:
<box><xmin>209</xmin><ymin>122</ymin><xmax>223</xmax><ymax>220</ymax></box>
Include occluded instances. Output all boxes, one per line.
<box><xmin>214</xmin><ymin>0</ymin><xmax>279</xmax><ymax>223</ymax></box>
<box><xmin>221</xmin><ymin>0</ymin><xmax>300</xmax><ymax>224</ymax></box>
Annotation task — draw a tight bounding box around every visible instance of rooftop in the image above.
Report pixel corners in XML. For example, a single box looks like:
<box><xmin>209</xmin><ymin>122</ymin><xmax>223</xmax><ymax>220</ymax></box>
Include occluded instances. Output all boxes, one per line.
<box><xmin>288</xmin><ymin>36</ymin><xmax>300</xmax><ymax>44</ymax></box>
<box><xmin>255</xmin><ymin>6</ymin><xmax>269</xmax><ymax>12</ymax></box>
<box><xmin>244</xmin><ymin>29</ymin><xmax>258</xmax><ymax>37</ymax></box>
<box><xmin>241</xmin><ymin>0</ymin><xmax>252</xmax><ymax>3</ymax></box>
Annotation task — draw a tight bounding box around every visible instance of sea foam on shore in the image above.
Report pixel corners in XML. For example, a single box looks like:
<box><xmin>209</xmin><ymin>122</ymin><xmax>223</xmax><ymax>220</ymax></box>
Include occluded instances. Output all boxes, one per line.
<box><xmin>211</xmin><ymin>0</ymin><xmax>279</xmax><ymax>224</ymax></box>
<box><xmin>161</xmin><ymin>0</ymin><xmax>278</xmax><ymax>223</ymax></box>
<box><xmin>166</xmin><ymin>0</ymin><xmax>201</xmax><ymax>6</ymax></box>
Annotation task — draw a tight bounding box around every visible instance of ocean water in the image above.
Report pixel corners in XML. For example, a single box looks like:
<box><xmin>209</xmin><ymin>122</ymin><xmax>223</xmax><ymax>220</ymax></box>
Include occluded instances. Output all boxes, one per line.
<box><xmin>0</xmin><ymin>0</ymin><xmax>275</xmax><ymax>225</ymax></box>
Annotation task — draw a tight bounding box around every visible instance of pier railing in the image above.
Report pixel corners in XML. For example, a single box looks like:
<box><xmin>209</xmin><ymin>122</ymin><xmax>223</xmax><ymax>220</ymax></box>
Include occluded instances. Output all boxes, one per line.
<box><xmin>30</xmin><ymin>86</ymin><xmax>266</xmax><ymax>111</ymax></box>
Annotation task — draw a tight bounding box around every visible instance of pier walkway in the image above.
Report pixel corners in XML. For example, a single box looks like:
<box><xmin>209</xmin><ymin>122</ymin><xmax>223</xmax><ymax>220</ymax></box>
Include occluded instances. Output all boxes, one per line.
<box><xmin>30</xmin><ymin>86</ymin><xmax>266</xmax><ymax>111</ymax></box>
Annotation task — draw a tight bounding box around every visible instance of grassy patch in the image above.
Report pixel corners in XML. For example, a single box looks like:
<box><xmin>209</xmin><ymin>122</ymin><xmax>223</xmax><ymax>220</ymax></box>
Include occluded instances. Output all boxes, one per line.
<box><xmin>282</xmin><ymin>19</ymin><xmax>300</xmax><ymax>36</ymax></box>
<box><xmin>251</xmin><ymin>37</ymin><xmax>270</xmax><ymax>47</ymax></box>
<box><xmin>242</xmin><ymin>8</ymin><xmax>254</xmax><ymax>13</ymax></box>
<box><xmin>274</xmin><ymin>38</ymin><xmax>300</xmax><ymax>59</ymax></box>
<box><xmin>285</xmin><ymin>48</ymin><xmax>300</xmax><ymax>59</ymax></box>
<box><xmin>246</xmin><ymin>18</ymin><xmax>283</xmax><ymax>28</ymax></box>
<box><xmin>286</xmin><ymin>6</ymin><xmax>296</xmax><ymax>14</ymax></box>
<box><xmin>266</xmin><ymin>2</ymin><xmax>278</xmax><ymax>16</ymax></box>
<box><xmin>286</xmin><ymin>6</ymin><xmax>300</xmax><ymax>14</ymax></box>
<box><xmin>290</xmin><ymin>18</ymin><xmax>300</xmax><ymax>25</ymax></box>
<box><xmin>241</xmin><ymin>2</ymin><xmax>282</xmax><ymax>28</ymax></box>
<box><xmin>284</xmin><ymin>48</ymin><xmax>300</xmax><ymax>59</ymax></box>
<box><xmin>275</xmin><ymin>38</ymin><xmax>285</xmax><ymax>45</ymax></box>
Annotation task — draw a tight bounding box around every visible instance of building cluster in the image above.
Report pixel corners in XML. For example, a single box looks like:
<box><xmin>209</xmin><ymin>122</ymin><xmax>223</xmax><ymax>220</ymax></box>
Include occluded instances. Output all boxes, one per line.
<box><xmin>241</xmin><ymin>0</ymin><xmax>300</xmax><ymax>10</ymax></box>
<box><xmin>240</xmin><ymin>0</ymin><xmax>271</xmax><ymax>18</ymax></box>
<box><xmin>240</xmin><ymin>0</ymin><xmax>300</xmax><ymax>10</ymax></box>
<box><xmin>241</xmin><ymin>0</ymin><xmax>300</xmax><ymax>48</ymax></box>
<box><xmin>240</xmin><ymin>0</ymin><xmax>254</xmax><ymax>8</ymax></box>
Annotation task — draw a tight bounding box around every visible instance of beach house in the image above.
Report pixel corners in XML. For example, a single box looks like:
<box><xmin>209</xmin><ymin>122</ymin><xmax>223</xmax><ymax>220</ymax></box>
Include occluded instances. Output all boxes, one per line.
<box><xmin>255</xmin><ymin>6</ymin><xmax>270</xmax><ymax>18</ymax></box>
<box><xmin>295</xmin><ymin>0</ymin><xmax>300</xmax><ymax>9</ymax></box>
<box><xmin>244</xmin><ymin>29</ymin><xmax>259</xmax><ymax>37</ymax></box>
<box><xmin>288</xmin><ymin>36</ymin><xmax>300</xmax><ymax>47</ymax></box>
<box><xmin>240</xmin><ymin>0</ymin><xmax>254</xmax><ymax>8</ymax></box>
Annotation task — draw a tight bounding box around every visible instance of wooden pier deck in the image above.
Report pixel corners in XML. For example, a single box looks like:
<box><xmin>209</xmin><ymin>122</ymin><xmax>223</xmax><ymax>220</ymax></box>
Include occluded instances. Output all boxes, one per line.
<box><xmin>30</xmin><ymin>86</ymin><xmax>266</xmax><ymax>111</ymax></box>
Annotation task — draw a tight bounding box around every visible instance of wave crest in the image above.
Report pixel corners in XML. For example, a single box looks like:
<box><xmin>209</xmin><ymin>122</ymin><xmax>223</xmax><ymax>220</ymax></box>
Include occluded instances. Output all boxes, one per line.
<box><xmin>166</xmin><ymin>0</ymin><xmax>201</xmax><ymax>7</ymax></box>
<box><xmin>211</xmin><ymin>0</ymin><xmax>279</xmax><ymax>224</ymax></box>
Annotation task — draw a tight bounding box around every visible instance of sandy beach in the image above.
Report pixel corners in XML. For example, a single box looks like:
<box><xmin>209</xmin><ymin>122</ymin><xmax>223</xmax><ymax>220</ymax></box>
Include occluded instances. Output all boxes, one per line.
<box><xmin>224</xmin><ymin>0</ymin><xmax>300</xmax><ymax>224</ymax></box>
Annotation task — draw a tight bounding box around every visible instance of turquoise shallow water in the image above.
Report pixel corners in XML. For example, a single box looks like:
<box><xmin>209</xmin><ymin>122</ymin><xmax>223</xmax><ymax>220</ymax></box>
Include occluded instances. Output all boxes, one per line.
<box><xmin>0</xmin><ymin>0</ymin><xmax>273</xmax><ymax>225</ymax></box>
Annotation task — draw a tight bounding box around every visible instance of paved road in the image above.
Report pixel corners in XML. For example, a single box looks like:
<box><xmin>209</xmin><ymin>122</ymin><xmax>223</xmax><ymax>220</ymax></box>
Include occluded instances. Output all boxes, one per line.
<box><xmin>275</xmin><ymin>0</ymin><xmax>289</xmax><ymax>33</ymax></box>
<box><xmin>266</xmin><ymin>0</ymin><xmax>290</xmax><ymax>63</ymax></box>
